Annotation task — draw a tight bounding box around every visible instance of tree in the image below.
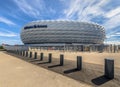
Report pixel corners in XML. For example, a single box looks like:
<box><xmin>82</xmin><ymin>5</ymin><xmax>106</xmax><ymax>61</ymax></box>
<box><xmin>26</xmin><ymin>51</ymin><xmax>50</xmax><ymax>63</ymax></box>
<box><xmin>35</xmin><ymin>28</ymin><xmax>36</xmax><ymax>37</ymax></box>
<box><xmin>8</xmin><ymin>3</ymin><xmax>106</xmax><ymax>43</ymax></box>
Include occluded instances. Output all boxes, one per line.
<box><xmin>0</xmin><ymin>46</ymin><xmax>4</xmax><ymax>49</ymax></box>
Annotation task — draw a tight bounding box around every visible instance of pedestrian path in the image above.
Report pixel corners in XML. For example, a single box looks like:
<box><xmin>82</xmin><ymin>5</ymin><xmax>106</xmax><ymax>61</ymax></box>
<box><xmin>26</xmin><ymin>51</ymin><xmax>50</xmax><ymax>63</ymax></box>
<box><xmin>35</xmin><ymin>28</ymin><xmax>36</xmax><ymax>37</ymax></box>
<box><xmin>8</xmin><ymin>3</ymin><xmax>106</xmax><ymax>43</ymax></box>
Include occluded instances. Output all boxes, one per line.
<box><xmin>0</xmin><ymin>52</ymin><xmax>92</xmax><ymax>87</ymax></box>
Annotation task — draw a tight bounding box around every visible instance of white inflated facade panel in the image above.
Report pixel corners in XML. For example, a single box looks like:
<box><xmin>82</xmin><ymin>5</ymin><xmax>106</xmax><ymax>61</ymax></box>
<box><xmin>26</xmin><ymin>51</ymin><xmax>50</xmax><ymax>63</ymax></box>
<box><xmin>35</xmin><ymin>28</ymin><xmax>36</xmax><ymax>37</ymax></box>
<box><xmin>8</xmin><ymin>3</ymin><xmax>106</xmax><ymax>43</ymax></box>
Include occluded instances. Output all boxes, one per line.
<box><xmin>20</xmin><ymin>20</ymin><xmax>105</xmax><ymax>44</ymax></box>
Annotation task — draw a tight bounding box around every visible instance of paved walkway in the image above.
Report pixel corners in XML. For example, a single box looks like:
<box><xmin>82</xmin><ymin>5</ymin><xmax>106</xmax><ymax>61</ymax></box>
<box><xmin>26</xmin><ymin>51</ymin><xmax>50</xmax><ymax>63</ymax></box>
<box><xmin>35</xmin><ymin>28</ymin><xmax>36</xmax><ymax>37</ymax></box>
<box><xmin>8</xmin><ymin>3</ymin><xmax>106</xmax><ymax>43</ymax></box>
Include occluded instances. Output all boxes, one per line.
<box><xmin>0</xmin><ymin>52</ymin><xmax>92</xmax><ymax>87</ymax></box>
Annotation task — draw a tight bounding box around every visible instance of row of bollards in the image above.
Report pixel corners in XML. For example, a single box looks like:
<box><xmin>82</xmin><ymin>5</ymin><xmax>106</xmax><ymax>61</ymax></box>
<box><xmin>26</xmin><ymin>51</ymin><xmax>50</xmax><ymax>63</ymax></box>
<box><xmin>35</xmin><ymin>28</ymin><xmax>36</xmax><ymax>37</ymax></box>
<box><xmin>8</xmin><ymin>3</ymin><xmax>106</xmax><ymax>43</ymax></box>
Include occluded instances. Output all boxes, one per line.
<box><xmin>7</xmin><ymin>50</ymin><xmax>114</xmax><ymax>79</ymax></box>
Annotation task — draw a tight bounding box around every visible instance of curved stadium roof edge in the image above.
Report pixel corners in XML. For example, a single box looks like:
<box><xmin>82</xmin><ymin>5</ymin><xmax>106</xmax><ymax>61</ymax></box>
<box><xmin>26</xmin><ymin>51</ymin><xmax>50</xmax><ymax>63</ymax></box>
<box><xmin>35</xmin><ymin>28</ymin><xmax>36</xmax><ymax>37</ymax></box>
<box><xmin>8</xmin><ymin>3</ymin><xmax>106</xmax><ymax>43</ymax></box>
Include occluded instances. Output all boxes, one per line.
<box><xmin>30</xmin><ymin>20</ymin><xmax>104</xmax><ymax>28</ymax></box>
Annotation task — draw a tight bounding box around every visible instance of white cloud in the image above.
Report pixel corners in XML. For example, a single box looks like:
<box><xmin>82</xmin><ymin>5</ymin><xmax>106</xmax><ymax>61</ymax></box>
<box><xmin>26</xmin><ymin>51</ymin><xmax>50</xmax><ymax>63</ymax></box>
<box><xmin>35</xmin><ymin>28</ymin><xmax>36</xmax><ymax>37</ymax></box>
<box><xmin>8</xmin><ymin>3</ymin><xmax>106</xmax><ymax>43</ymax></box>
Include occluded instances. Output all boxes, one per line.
<box><xmin>63</xmin><ymin>0</ymin><xmax>80</xmax><ymax>18</ymax></box>
<box><xmin>49</xmin><ymin>8</ymin><xmax>56</xmax><ymax>14</ymax></box>
<box><xmin>105</xmin><ymin>7</ymin><xmax>120</xmax><ymax>18</ymax></box>
<box><xmin>62</xmin><ymin>0</ymin><xmax>120</xmax><ymax>30</ymax></box>
<box><xmin>62</xmin><ymin>0</ymin><xmax>109</xmax><ymax>21</ymax></box>
<box><xmin>103</xmin><ymin>7</ymin><xmax>120</xmax><ymax>30</ymax></box>
<box><xmin>105</xmin><ymin>32</ymin><xmax>120</xmax><ymax>45</ymax></box>
<box><xmin>13</xmin><ymin>0</ymin><xmax>46</xmax><ymax>17</ymax></box>
<box><xmin>0</xmin><ymin>39</ymin><xmax>22</xmax><ymax>45</ymax></box>
<box><xmin>0</xmin><ymin>17</ymin><xmax>16</xmax><ymax>25</ymax></box>
<box><xmin>0</xmin><ymin>32</ymin><xmax>18</xmax><ymax>37</ymax></box>
<box><xmin>104</xmin><ymin>41</ymin><xmax>120</xmax><ymax>45</ymax></box>
<box><xmin>105</xmin><ymin>31</ymin><xmax>120</xmax><ymax>45</ymax></box>
<box><xmin>0</xmin><ymin>28</ymin><xmax>21</xmax><ymax>45</ymax></box>
<box><xmin>0</xmin><ymin>28</ymin><xmax>18</xmax><ymax>37</ymax></box>
<box><xmin>116</xmin><ymin>32</ymin><xmax>120</xmax><ymax>35</ymax></box>
<box><xmin>107</xmin><ymin>34</ymin><xmax>120</xmax><ymax>39</ymax></box>
<box><xmin>103</xmin><ymin>14</ymin><xmax>120</xmax><ymax>29</ymax></box>
<box><xmin>14</xmin><ymin>0</ymin><xmax>39</xmax><ymax>17</ymax></box>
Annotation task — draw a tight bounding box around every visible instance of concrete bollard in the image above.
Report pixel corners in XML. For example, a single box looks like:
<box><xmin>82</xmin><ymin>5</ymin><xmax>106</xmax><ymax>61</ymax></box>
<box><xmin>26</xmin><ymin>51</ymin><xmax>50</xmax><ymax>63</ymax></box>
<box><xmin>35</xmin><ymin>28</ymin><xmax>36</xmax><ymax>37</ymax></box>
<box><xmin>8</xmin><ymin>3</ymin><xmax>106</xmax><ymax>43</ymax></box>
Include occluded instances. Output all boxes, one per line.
<box><xmin>34</xmin><ymin>52</ymin><xmax>37</xmax><ymax>59</ymax></box>
<box><xmin>29</xmin><ymin>52</ymin><xmax>32</xmax><ymax>58</ymax></box>
<box><xmin>60</xmin><ymin>54</ymin><xmax>64</xmax><ymax>66</ymax></box>
<box><xmin>104</xmin><ymin>58</ymin><xmax>114</xmax><ymax>79</ymax></box>
<box><xmin>14</xmin><ymin>50</ymin><xmax>15</xmax><ymax>54</ymax></box>
<box><xmin>14</xmin><ymin>50</ymin><xmax>16</xmax><ymax>54</ymax></box>
<box><xmin>16</xmin><ymin>50</ymin><xmax>19</xmax><ymax>55</ymax></box>
<box><xmin>18</xmin><ymin>51</ymin><xmax>19</xmax><ymax>55</ymax></box>
<box><xmin>15</xmin><ymin>50</ymin><xmax>17</xmax><ymax>54</ymax></box>
<box><xmin>17</xmin><ymin>50</ymin><xmax>19</xmax><ymax>55</ymax></box>
<box><xmin>13</xmin><ymin>50</ymin><xmax>15</xmax><ymax>54</ymax></box>
<box><xmin>24</xmin><ymin>51</ymin><xmax>26</xmax><ymax>56</ymax></box>
<box><xmin>48</xmin><ymin>53</ymin><xmax>52</xmax><ymax>63</ymax></box>
<box><xmin>16</xmin><ymin>50</ymin><xmax>18</xmax><ymax>55</ymax></box>
<box><xmin>18</xmin><ymin>51</ymin><xmax>20</xmax><ymax>55</ymax></box>
<box><xmin>9</xmin><ymin>50</ymin><xmax>10</xmax><ymax>53</ymax></box>
<box><xmin>21</xmin><ymin>51</ymin><xmax>22</xmax><ymax>56</ymax></box>
<box><xmin>26</xmin><ymin>51</ymin><xmax>28</xmax><ymax>57</ymax></box>
<box><xmin>77</xmin><ymin>56</ymin><xmax>82</xmax><ymax>70</ymax></box>
<box><xmin>20</xmin><ymin>51</ymin><xmax>22</xmax><ymax>56</ymax></box>
<box><xmin>40</xmin><ymin>53</ymin><xmax>43</xmax><ymax>61</ymax></box>
<box><xmin>12</xmin><ymin>50</ymin><xmax>14</xmax><ymax>53</ymax></box>
<box><xmin>23</xmin><ymin>51</ymin><xmax>25</xmax><ymax>56</ymax></box>
<box><xmin>13</xmin><ymin>50</ymin><xmax>14</xmax><ymax>53</ymax></box>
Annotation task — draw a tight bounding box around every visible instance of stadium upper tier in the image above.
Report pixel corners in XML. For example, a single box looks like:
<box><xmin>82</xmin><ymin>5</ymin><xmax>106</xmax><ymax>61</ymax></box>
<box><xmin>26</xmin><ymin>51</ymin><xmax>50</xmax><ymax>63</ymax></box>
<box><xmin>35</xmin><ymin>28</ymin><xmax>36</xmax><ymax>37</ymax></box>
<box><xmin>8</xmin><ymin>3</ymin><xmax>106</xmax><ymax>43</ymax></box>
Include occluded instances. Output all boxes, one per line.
<box><xmin>20</xmin><ymin>20</ymin><xmax>105</xmax><ymax>44</ymax></box>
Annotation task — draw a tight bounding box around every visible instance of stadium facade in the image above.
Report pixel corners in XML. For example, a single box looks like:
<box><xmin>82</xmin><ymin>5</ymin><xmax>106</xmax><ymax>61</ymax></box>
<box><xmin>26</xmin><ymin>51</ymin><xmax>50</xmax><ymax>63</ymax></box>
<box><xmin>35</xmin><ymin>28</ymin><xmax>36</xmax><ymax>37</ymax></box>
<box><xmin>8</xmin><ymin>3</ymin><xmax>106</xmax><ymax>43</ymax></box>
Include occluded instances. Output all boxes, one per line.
<box><xmin>20</xmin><ymin>20</ymin><xmax>105</xmax><ymax>46</ymax></box>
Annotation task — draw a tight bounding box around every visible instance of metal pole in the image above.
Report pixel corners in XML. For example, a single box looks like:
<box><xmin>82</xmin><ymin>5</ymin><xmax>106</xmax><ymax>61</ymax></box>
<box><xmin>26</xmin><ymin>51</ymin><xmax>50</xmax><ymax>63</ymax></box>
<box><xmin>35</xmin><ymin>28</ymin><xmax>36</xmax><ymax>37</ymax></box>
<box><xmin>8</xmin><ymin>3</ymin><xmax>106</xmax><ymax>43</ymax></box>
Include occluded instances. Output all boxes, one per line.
<box><xmin>23</xmin><ymin>51</ymin><xmax>25</xmax><ymax>56</ymax></box>
<box><xmin>60</xmin><ymin>54</ymin><xmax>64</xmax><ymax>66</ymax></box>
<box><xmin>48</xmin><ymin>53</ymin><xmax>52</xmax><ymax>63</ymax></box>
<box><xmin>26</xmin><ymin>51</ymin><xmax>28</xmax><ymax>57</ymax></box>
<box><xmin>34</xmin><ymin>52</ymin><xmax>37</xmax><ymax>59</ymax></box>
<box><xmin>40</xmin><ymin>53</ymin><xmax>43</xmax><ymax>61</ymax></box>
<box><xmin>77</xmin><ymin>56</ymin><xmax>82</xmax><ymax>70</ymax></box>
<box><xmin>29</xmin><ymin>52</ymin><xmax>32</xmax><ymax>58</ymax></box>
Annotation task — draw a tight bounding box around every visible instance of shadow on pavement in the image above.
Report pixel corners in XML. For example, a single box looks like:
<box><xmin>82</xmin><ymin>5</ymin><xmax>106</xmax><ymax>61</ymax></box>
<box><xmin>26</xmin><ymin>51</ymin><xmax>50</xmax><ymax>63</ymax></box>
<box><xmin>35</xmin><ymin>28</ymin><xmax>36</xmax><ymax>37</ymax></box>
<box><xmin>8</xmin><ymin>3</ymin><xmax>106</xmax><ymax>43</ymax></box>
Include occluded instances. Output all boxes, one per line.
<box><xmin>91</xmin><ymin>75</ymin><xmax>111</xmax><ymax>85</ymax></box>
<box><xmin>37</xmin><ymin>61</ymin><xmax>50</xmax><ymax>64</ymax></box>
<box><xmin>29</xmin><ymin>59</ymin><xmax>41</xmax><ymax>62</ymax></box>
<box><xmin>48</xmin><ymin>64</ymin><xmax>62</xmax><ymax>68</ymax></box>
<box><xmin>64</xmin><ymin>68</ymin><xmax>79</xmax><ymax>74</ymax></box>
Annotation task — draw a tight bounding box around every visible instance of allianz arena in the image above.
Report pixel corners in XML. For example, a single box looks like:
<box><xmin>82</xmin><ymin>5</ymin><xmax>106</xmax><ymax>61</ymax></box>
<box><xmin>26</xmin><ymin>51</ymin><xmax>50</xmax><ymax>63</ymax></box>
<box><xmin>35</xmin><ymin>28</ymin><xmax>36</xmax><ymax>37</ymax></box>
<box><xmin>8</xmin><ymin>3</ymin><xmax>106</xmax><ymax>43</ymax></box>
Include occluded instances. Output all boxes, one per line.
<box><xmin>20</xmin><ymin>20</ymin><xmax>105</xmax><ymax>45</ymax></box>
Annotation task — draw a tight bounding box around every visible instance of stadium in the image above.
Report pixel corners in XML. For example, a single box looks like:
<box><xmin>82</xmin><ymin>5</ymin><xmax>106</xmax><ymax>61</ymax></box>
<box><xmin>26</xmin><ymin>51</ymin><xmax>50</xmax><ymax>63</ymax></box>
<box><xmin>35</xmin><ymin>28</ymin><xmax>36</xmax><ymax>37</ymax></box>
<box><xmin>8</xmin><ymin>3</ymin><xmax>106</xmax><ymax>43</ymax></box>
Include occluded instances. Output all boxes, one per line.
<box><xmin>5</xmin><ymin>20</ymin><xmax>116</xmax><ymax>52</ymax></box>
<box><xmin>20</xmin><ymin>20</ymin><xmax>105</xmax><ymax>46</ymax></box>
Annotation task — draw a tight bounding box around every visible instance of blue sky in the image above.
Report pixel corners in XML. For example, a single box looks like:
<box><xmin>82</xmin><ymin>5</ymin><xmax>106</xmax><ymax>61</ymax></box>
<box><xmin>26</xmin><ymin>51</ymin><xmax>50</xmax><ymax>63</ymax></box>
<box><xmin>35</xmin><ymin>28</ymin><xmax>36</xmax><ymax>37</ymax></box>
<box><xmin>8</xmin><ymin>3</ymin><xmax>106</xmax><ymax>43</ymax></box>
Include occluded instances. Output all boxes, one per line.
<box><xmin>0</xmin><ymin>0</ymin><xmax>120</xmax><ymax>45</ymax></box>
